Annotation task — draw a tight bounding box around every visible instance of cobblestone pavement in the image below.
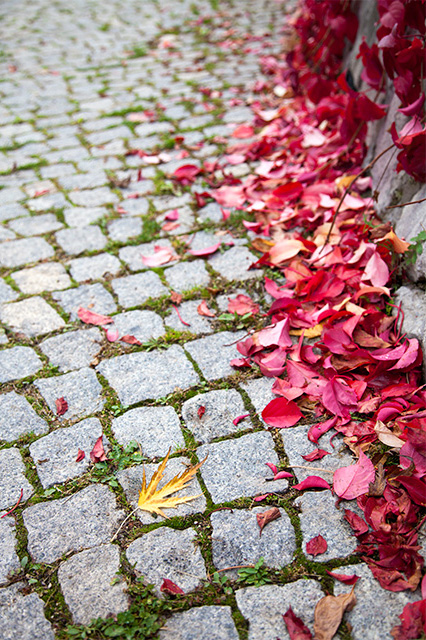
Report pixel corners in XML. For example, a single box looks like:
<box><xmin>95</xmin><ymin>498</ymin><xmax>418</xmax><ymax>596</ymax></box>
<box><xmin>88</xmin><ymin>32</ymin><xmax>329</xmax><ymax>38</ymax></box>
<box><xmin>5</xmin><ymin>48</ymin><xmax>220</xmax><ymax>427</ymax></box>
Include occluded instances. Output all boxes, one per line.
<box><xmin>0</xmin><ymin>1</ymin><xmax>422</xmax><ymax>638</ymax></box>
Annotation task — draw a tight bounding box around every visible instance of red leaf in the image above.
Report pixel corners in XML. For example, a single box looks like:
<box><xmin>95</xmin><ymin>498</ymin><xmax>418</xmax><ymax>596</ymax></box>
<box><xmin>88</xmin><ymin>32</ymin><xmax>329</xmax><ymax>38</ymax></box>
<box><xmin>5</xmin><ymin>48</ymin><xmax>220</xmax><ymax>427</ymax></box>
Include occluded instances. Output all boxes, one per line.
<box><xmin>232</xmin><ymin>124</ymin><xmax>254</xmax><ymax>139</ymax></box>
<box><xmin>75</xmin><ymin>449</ymin><xmax>85</xmax><ymax>462</ymax></box>
<box><xmin>302</xmin><ymin>449</ymin><xmax>330</xmax><ymax>462</ymax></box>
<box><xmin>164</xmin><ymin>208</ymin><xmax>179</xmax><ymax>221</ymax></box>
<box><xmin>197</xmin><ymin>300</ymin><xmax>215</xmax><ymax>317</ymax></box>
<box><xmin>172</xmin><ymin>304</ymin><xmax>191</xmax><ymax>326</ymax></box>
<box><xmin>121</xmin><ymin>334</ymin><xmax>142</xmax><ymax>346</ymax></box>
<box><xmin>293</xmin><ymin>476</ymin><xmax>331</xmax><ymax>491</ymax></box>
<box><xmin>396</xmin><ymin>476</ymin><xmax>426</xmax><ymax>506</ymax></box>
<box><xmin>306</xmin><ymin>534</ymin><xmax>328</xmax><ymax>556</ymax></box>
<box><xmin>90</xmin><ymin>436</ymin><xmax>107</xmax><ymax>463</ymax></box>
<box><xmin>266</xmin><ymin>462</ymin><xmax>278</xmax><ymax>475</ymax></box>
<box><xmin>274</xmin><ymin>470</ymin><xmax>293</xmax><ymax>480</ymax></box>
<box><xmin>322</xmin><ymin>377</ymin><xmax>358</xmax><ymax>418</ymax></box>
<box><xmin>77</xmin><ymin>307</ymin><xmax>113</xmax><ymax>326</ymax></box>
<box><xmin>233</xmin><ymin>414</ymin><xmax>250</xmax><ymax>426</ymax></box>
<box><xmin>197</xmin><ymin>406</ymin><xmax>206</xmax><ymax>419</ymax></box>
<box><xmin>344</xmin><ymin>509</ymin><xmax>369</xmax><ymax>536</ymax></box>
<box><xmin>256</xmin><ymin>507</ymin><xmax>281</xmax><ymax>536</ymax></box>
<box><xmin>326</xmin><ymin>571</ymin><xmax>360</xmax><ymax>585</ymax></box>
<box><xmin>172</xmin><ymin>164</ymin><xmax>201</xmax><ymax>185</ymax></box>
<box><xmin>261</xmin><ymin>397</ymin><xmax>303</xmax><ymax>428</ymax></box>
<box><xmin>188</xmin><ymin>242</ymin><xmax>221</xmax><ymax>257</ymax></box>
<box><xmin>55</xmin><ymin>397</ymin><xmax>68</xmax><ymax>416</ymax></box>
<box><xmin>227</xmin><ymin>294</ymin><xmax>259</xmax><ymax>316</ymax></box>
<box><xmin>282</xmin><ymin>607</ymin><xmax>313</xmax><ymax>640</ymax></box>
<box><xmin>170</xmin><ymin>291</ymin><xmax>183</xmax><ymax>304</ymax></box>
<box><xmin>333</xmin><ymin>450</ymin><xmax>375</xmax><ymax>500</ymax></box>
<box><xmin>160</xmin><ymin>578</ymin><xmax>184</xmax><ymax>595</ymax></box>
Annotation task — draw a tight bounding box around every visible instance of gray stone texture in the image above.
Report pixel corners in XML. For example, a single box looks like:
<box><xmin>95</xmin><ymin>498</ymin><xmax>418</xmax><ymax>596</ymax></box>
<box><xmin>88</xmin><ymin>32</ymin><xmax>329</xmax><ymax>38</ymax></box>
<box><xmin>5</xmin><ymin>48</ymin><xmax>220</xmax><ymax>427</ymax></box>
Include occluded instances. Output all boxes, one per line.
<box><xmin>109</xmin><ymin>309</ymin><xmax>165</xmax><ymax>344</ymax></box>
<box><xmin>23</xmin><ymin>484</ymin><xmax>124</xmax><ymax>563</ymax></box>
<box><xmin>0</xmin><ymin>448</ymin><xmax>34</xmax><ymax>510</ymax></box>
<box><xmin>209</xmin><ymin>246</ymin><xmax>261</xmax><ymax>281</ymax></box>
<box><xmin>184</xmin><ymin>331</ymin><xmax>245</xmax><ymax>380</ymax></box>
<box><xmin>126</xmin><ymin>527</ymin><xmax>207</xmax><ymax>596</ymax></box>
<box><xmin>159</xmin><ymin>606</ymin><xmax>239</xmax><ymax>640</ymax></box>
<box><xmin>0</xmin><ymin>347</ymin><xmax>42</xmax><ymax>383</ymax></box>
<box><xmin>35</xmin><ymin>368</ymin><xmax>104</xmax><ymax>421</ymax></box>
<box><xmin>117</xmin><ymin>456</ymin><xmax>207</xmax><ymax>525</ymax></box>
<box><xmin>211</xmin><ymin>508</ymin><xmax>296</xmax><ymax>576</ymax></box>
<box><xmin>164</xmin><ymin>260</ymin><xmax>210</xmax><ymax>293</ymax></box>
<box><xmin>97</xmin><ymin>345</ymin><xmax>198</xmax><ymax>405</ymax></box>
<box><xmin>30</xmin><ymin>418</ymin><xmax>108</xmax><ymax>488</ymax></box>
<box><xmin>8</xmin><ymin>213</ymin><xmax>63</xmax><ymax>236</ymax></box>
<box><xmin>58</xmin><ymin>544</ymin><xmax>128</xmax><ymax>624</ymax></box>
<box><xmin>235</xmin><ymin>580</ymin><xmax>323</xmax><ymax>640</ymax></box>
<box><xmin>53</xmin><ymin>283</ymin><xmax>117</xmax><ymax>319</ymax></box>
<box><xmin>68</xmin><ymin>187</ymin><xmax>118</xmax><ymax>206</ymax></box>
<box><xmin>119</xmin><ymin>239</ymin><xmax>176</xmax><ymax>271</ymax></box>
<box><xmin>64</xmin><ymin>206</ymin><xmax>106</xmax><ymax>227</ymax></box>
<box><xmin>0</xmin><ymin>583</ymin><xmax>55</xmax><ymax>640</ymax></box>
<box><xmin>0</xmin><ymin>296</ymin><xmax>65</xmax><ymax>337</ymax></box>
<box><xmin>12</xmin><ymin>263</ymin><xmax>71</xmax><ymax>294</ymax></box>
<box><xmin>112</xmin><ymin>272</ymin><xmax>168</xmax><ymax>308</ymax></box>
<box><xmin>40</xmin><ymin>328</ymin><xmax>103</xmax><ymax>372</ymax></box>
<box><xmin>164</xmin><ymin>300</ymin><xmax>214</xmax><ymax>335</ymax></box>
<box><xmin>0</xmin><ymin>279</ymin><xmax>18</xmax><ymax>303</ymax></box>
<box><xmin>112</xmin><ymin>406</ymin><xmax>183</xmax><ymax>456</ymax></box>
<box><xmin>108</xmin><ymin>216</ymin><xmax>142</xmax><ymax>242</ymax></box>
<box><xmin>56</xmin><ymin>225</ymin><xmax>107</xmax><ymax>255</ymax></box>
<box><xmin>0</xmin><ymin>391</ymin><xmax>48</xmax><ymax>442</ymax></box>
<box><xmin>68</xmin><ymin>252</ymin><xmax>121</xmax><ymax>282</ymax></box>
<box><xmin>0</xmin><ymin>237</ymin><xmax>54</xmax><ymax>267</ymax></box>
<box><xmin>198</xmin><ymin>431</ymin><xmax>288</xmax><ymax>503</ymax></box>
<box><xmin>0</xmin><ymin>514</ymin><xmax>20</xmax><ymax>586</ymax></box>
<box><xmin>182</xmin><ymin>389</ymin><xmax>252</xmax><ymax>443</ymax></box>
<box><xmin>241</xmin><ymin>377</ymin><xmax>275</xmax><ymax>426</ymax></box>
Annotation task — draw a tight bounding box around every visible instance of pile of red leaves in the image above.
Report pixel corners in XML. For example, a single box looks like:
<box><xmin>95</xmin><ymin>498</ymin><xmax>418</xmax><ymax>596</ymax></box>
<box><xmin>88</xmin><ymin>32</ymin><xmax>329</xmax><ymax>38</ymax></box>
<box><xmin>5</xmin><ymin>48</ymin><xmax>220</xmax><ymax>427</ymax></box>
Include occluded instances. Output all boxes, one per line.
<box><xmin>201</xmin><ymin>0</ymin><xmax>425</xmax><ymax>634</ymax></box>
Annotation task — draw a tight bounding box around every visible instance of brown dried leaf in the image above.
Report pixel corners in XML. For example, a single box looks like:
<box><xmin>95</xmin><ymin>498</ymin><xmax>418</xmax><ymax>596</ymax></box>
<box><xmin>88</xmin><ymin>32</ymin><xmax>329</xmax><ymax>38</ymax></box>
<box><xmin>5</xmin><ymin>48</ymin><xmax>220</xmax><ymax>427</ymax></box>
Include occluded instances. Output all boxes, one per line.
<box><xmin>256</xmin><ymin>507</ymin><xmax>281</xmax><ymax>536</ymax></box>
<box><xmin>314</xmin><ymin>586</ymin><xmax>356</xmax><ymax>640</ymax></box>
<box><xmin>368</xmin><ymin>462</ymin><xmax>387</xmax><ymax>497</ymax></box>
<box><xmin>170</xmin><ymin>291</ymin><xmax>183</xmax><ymax>305</ymax></box>
<box><xmin>55</xmin><ymin>397</ymin><xmax>68</xmax><ymax>416</ymax></box>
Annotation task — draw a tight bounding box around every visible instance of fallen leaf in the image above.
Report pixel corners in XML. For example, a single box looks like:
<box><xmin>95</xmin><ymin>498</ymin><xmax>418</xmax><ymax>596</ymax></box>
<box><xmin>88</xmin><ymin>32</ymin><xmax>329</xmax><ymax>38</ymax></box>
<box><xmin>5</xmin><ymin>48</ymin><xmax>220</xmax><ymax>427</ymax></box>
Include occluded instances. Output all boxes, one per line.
<box><xmin>228</xmin><ymin>294</ymin><xmax>259</xmax><ymax>316</ymax></box>
<box><xmin>90</xmin><ymin>436</ymin><xmax>107</xmax><ymax>463</ymax></box>
<box><xmin>374</xmin><ymin>420</ymin><xmax>405</xmax><ymax>448</ymax></box>
<box><xmin>188</xmin><ymin>242</ymin><xmax>221</xmax><ymax>257</ymax></box>
<box><xmin>77</xmin><ymin>307</ymin><xmax>113</xmax><ymax>326</ymax></box>
<box><xmin>302</xmin><ymin>449</ymin><xmax>330</xmax><ymax>462</ymax></box>
<box><xmin>306</xmin><ymin>534</ymin><xmax>328</xmax><ymax>556</ymax></box>
<box><xmin>141</xmin><ymin>246</ymin><xmax>177</xmax><ymax>267</ymax></box>
<box><xmin>75</xmin><ymin>449</ymin><xmax>85</xmax><ymax>462</ymax></box>
<box><xmin>368</xmin><ymin>461</ymin><xmax>386</xmax><ymax>497</ymax></box>
<box><xmin>197</xmin><ymin>300</ymin><xmax>215</xmax><ymax>317</ymax></box>
<box><xmin>55</xmin><ymin>397</ymin><xmax>68</xmax><ymax>416</ymax></box>
<box><xmin>261</xmin><ymin>397</ymin><xmax>303</xmax><ymax>428</ymax></box>
<box><xmin>333</xmin><ymin>449</ymin><xmax>375</xmax><ymax>500</ymax></box>
<box><xmin>120</xmin><ymin>334</ymin><xmax>142</xmax><ymax>346</ymax></box>
<box><xmin>160</xmin><ymin>578</ymin><xmax>184</xmax><ymax>595</ymax></box>
<box><xmin>170</xmin><ymin>291</ymin><xmax>183</xmax><ymax>304</ymax></box>
<box><xmin>233</xmin><ymin>413</ymin><xmax>250</xmax><ymax>426</ymax></box>
<box><xmin>106</xmin><ymin>327</ymin><xmax>119</xmax><ymax>342</ymax></box>
<box><xmin>138</xmin><ymin>448</ymin><xmax>207</xmax><ymax>517</ymax></box>
<box><xmin>293</xmin><ymin>476</ymin><xmax>331</xmax><ymax>491</ymax></box>
<box><xmin>274</xmin><ymin>470</ymin><xmax>293</xmax><ymax>480</ymax></box>
<box><xmin>198</xmin><ymin>406</ymin><xmax>206</xmax><ymax>419</ymax></box>
<box><xmin>314</xmin><ymin>586</ymin><xmax>356</xmax><ymax>640</ymax></box>
<box><xmin>164</xmin><ymin>209</ymin><xmax>179</xmax><ymax>221</ymax></box>
<box><xmin>326</xmin><ymin>570</ymin><xmax>360</xmax><ymax>585</ymax></box>
<box><xmin>256</xmin><ymin>507</ymin><xmax>281</xmax><ymax>536</ymax></box>
<box><xmin>282</xmin><ymin>607</ymin><xmax>313</xmax><ymax>640</ymax></box>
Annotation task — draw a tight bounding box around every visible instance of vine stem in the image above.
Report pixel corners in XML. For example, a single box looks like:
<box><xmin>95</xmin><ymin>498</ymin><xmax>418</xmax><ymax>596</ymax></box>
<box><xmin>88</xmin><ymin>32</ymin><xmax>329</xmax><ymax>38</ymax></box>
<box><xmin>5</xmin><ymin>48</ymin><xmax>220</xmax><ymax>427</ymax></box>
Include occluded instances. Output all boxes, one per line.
<box><xmin>110</xmin><ymin>507</ymin><xmax>139</xmax><ymax>542</ymax></box>
<box><xmin>386</xmin><ymin>197</ymin><xmax>426</xmax><ymax>210</ymax></box>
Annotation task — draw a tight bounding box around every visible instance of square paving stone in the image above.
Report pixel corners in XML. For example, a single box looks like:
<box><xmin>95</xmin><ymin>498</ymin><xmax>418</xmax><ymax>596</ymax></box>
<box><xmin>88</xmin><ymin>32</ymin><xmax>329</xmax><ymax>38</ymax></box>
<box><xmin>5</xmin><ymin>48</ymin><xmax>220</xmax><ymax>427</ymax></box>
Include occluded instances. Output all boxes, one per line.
<box><xmin>211</xmin><ymin>507</ymin><xmax>296</xmax><ymax>577</ymax></box>
<box><xmin>109</xmin><ymin>310</ymin><xmax>165</xmax><ymax>344</ymax></box>
<box><xmin>52</xmin><ymin>283</ymin><xmax>117</xmax><ymax>320</ymax></box>
<box><xmin>112</xmin><ymin>272</ymin><xmax>168</xmax><ymax>308</ymax></box>
<box><xmin>8</xmin><ymin>213</ymin><xmax>63</xmax><ymax>236</ymax></box>
<box><xmin>30</xmin><ymin>418</ymin><xmax>108</xmax><ymax>489</ymax></box>
<box><xmin>119</xmin><ymin>197</ymin><xmax>149</xmax><ymax>216</ymax></box>
<box><xmin>0</xmin><ymin>515</ymin><xmax>20</xmax><ymax>586</ymax></box>
<box><xmin>296</xmin><ymin>490</ymin><xmax>357</xmax><ymax>562</ymax></box>
<box><xmin>97</xmin><ymin>345</ymin><xmax>199</xmax><ymax>405</ymax></box>
<box><xmin>68</xmin><ymin>253</ymin><xmax>121</xmax><ymax>282</ymax></box>
<box><xmin>164</xmin><ymin>300</ymin><xmax>214</xmax><ymax>335</ymax></box>
<box><xmin>0</xmin><ymin>203</ymin><xmax>29</xmax><ymax>223</ymax></box>
<box><xmin>196</xmin><ymin>202</ymin><xmax>223</xmax><ymax>224</ymax></box>
<box><xmin>164</xmin><ymin>260</ymin><xmax>210</xmax><ymax>293</ymax></box>
<box><xmin>182</xmin><ymin>389</ymin><xmax>252</xmax><ymax>444</ymax></box>
<box><xmin>58</xmin><ymin>171</ymin><xmax>108</xmax><ymax>190</ymax></box>
<box><xmin>159</xmin><ymin>606</ymin><xmax>239</xmax><ymax>640</ymax></box>
<box><xmin>68</xmin><ymin>187</ymin><xmax>119</xmax><ymax>206</ymax></box>
<box><xmin>27</xmin><ymin>192</ymin><xmax>68</xmax><ymax>212</ymax></box>
<box><xmin>108</xmin><ymin>217</ymin><xmax>142</xmax><ymax>242</ymax></box>
<box><xmin>117</xmin><ymin>456</ymin><xmax>207</xmax><ymax>525</ymax></box>
<box><xmin>235</xmin><ymin>580</ymin><xmax>323</xmax><ymax>640</ymax></box>
<box><xmin>0</xmin><ymin>226</ymin><xmax>16</xmax><ymax>242</ymax></box>
<box><xmin>209</xmin><ymin>246</ymin><xmax>262</xmax><ymax>281</ymax></box>
<box><xmin>0</xmin><ymin>448</ymin><xmax>34</xmax><ymax>510</ymax></box>
<box><xmin>64</xmin><ymin>206</ymin><xmax>107</xmax><ymax>227</ymax></box>
<box><xmin>0</xmin><ymin>391</ymin><xmax>48</xmax><ymax>442</ymax></box>
<box><xmin>0</xmin><ymin>583</ymin><xmax>55</xmax><ymax>640</ymax></box>
<box><xmin>158</xmin><ymin>206</ymin><xmax>194</xmax><ymax>235</ymax></box>
<box><xmin>280</xmin><ymin>423</ymin><xmax>354</xmax><ymax>483</ymax></box>
<box><xmin>0</xmin><ymin>347</ymin><xmax>42</xmax><ymax>383</ymax></box>
<box><xmin>40</xmin><ymin>328</ymin><xmax>103</xmax><ymax>372</ymax></box>
<box><xmin>55</xmin><ymin>226</ymin><xmax>107</xmax><ymax>255</ymax></box>
<box><xmin>12</xmin><ymin>263</ymin><xmax>71</xmax><ymax>294</ymax></box>
<box><xmin>333</xmin><ymin>563</ymin><xmax>421</xmax><ymax>640</ymax></box>
<box><xmin>197</xmin><ymin>432</ymin><xmax>288</xmax><ymax>503</ymax></box>
<box><xmin>119</xmin><ymin>239</ymin><xmax>176</xmax><ymax>272</ymax></box>
<box><xmin>184</xmin><ymin>331</ymin><xmax>245</xmax><ymax>381</ymax></box>
<box><xmin>23</xmin><ymin>484</ymin><xmax>124</xmax><ymax>563</ymax></box>
<box><xmin>126</xmin><ymin>527</ymin><xmax>207</xmax><ymax>596</ymax></box>
<box><xmin>35</xmin><ymin>368</ymin><xmax>104</xmax><ymax>421</ymax></box>
<box><xmin>58</xmin><ymin>544</ymin><xmax>128</xmax><ymax>625</ymax></box>
<box><xmin>0</xmin><ymin>296</ymin><xmax>65</xmax><ymax>337</ymax></box>
<box><xmin>240</xmin><ymin>377</ymin><xmax>275</xmax><ymax>426</ymax></box>
<box><xmin>0</xmin><ymin>279</ymin><xmax>18</xmax><ymax>303</ymax></box>
<box><xmin>0</xmin><ymin>238</ymin><xmax>54</xmax><ymax>268</ymax></box>
<box><xmin>112</xmin><ymin>406</ymin><xmax>184</xmax><ymax>456</ymax></box>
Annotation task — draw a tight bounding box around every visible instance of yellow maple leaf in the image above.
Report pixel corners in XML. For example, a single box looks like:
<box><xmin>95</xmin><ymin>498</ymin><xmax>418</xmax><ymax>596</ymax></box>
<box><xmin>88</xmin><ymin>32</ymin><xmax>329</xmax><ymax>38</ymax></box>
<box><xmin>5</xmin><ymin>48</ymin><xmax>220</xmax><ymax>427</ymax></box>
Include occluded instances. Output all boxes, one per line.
<box><xmin>138</xmin><ymin>449</ymin><xmax>207</xmax><ymax>517</ymax></box>
<box><xmin>290</xmin><ymin>323</ymin><xmax>324</xmax><ymax>338</ymax></box>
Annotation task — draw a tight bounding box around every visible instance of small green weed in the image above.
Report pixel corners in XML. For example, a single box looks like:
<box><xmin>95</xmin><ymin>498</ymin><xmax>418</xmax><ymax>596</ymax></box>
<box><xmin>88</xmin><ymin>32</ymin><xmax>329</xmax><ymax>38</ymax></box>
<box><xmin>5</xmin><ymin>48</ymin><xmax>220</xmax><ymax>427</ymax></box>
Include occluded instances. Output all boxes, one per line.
<box><xmin>404</xmin><ymin>230</ymin><xmax>426</xmax><ymax>265</ymax></box>
<box><xmin>237</xmin><ymin>558</ymin><xmax>270</xmax><ymax>587</ymax></box>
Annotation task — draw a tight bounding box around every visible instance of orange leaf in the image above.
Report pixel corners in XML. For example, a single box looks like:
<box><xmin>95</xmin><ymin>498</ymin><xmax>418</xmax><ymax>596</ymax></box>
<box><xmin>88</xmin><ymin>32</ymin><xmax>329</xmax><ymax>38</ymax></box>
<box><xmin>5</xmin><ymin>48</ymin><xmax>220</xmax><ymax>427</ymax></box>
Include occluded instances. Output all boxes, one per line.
<box><xmin>197</xmin><ymin>301</ymin><xmax>215</xmax><ymax>317</ymax></box>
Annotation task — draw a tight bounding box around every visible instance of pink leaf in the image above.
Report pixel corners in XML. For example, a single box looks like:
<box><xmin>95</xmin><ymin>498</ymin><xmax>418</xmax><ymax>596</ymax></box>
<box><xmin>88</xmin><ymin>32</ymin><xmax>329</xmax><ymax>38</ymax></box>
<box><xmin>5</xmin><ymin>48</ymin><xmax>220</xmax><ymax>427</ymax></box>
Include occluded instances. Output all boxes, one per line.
<box><xmin>232</xmin><ymin>124</ymin><xmax>254</xmax><ymax>138</ymax></box>
<box><xmin>106</xmin><ymin>327</ymin><xmax>119</xmax><ymax>342</ymax></box>
<box><xmin>164</xmin><ymin>208</ymin><xmax>179</xmax><ymax>221</ymax></box>
<box><xmin>266</xmin><ymin>462</ymin><xmax>278</xmax><ymax>475</ymax></box>
<box><xmin>308</xmin><ymin>417</ymin><xmax>337</xmax><ymax>443</ymax></box>
<box><xmin>293</xmin><ymin>476</ymin><xmax>331</xmax><ymax>491</ymax></box>
<box><xmin>90</xmin><ymin>436</ymin><xmax>107</xmax><ymax>463</ymax></box>
<box><xmin>274</xmin><ymin>470</ymin><xmax>293</xmax><ymax>480</ymax></box>
<box><xmin>283</xmin><ymin>607</ymin><xmax>313</xmax><ymax>640</ymax></box>
<box><xmin>326</xmin><ymin>570</ymin><xmax>360</xmax><ymax>585</ymax></box>
<box><xmin>197</xmin><ymin>300</ymin><xmax>215</xmax><ymax>317</ymax></box>
<box><xmin>228</xmin><ymin>294</ymin><xmax>259</xmax><ymax>316</ymax></box>
<box><xmin>55</xmin><ymin>397</ymin><xmax>68</xmax><ymax>416</ymax></box>
<box><xmin>188</xmin><ymin>242</ymin><xmax>221</xmax><ymax>257</ymax></box>
<box><xmin>160</xmin><ymin>579</ymin><xmax>184</xmax><ymax>595</ymax></box>
<box><xmin>362</xmin><ymin>251</ymin><xmax>390</xmax><ymax>287</ymax></box>
<box><xmin>261</xmin><ymin>397</ymin><xmax>303</xmax><ymax>428</ymax></box>
<box><xmin>141</xmin><ymin>246</ymin><xmax>176</xmax><ymax>266</ymax></box>
<box><xmin>230</xmin><ymin>357</ymin><xmax>252</xmax><ymax>368</ymax></box>
<box><xmin>121</xmin><ymin>334</ymin><xmax>142</xmax><ymax>346</ymax></box>
<box><xmin>77</xmin><ymin>307</ymin><xmax>113</xmax><ymax>326</ymax></box>
<box><xmin>254</xmin><ymin>494</ymin><xmax>271</xmax><ymax>502</ymax></box>
<box><xmin>172</xmin><ymin>164</ymin><xmax>201</xmax><ymax>184</ymax></box>
<box><xmin>333</xmin><ymin>449</ymin><xmax>375</xmax><ymax>500</ymax></box>
<box><xmin>233</xmin><ymin>414</ymin><xmax>250</xmax><ymax>426</ymax></box>
<box><xmin>75</xmin><ymin>449</ymin><xmax>85</xmax><ymax>462</ymax></box>
<box><xmin>322</xmin><ymin>377</ymin><xmax>358</xmax><ymax>418</ymax></box>
<box><xmin>302</xmin><ymin>449</ymin><xmax>330</xmax><ymax>462</ymax></box>
<box><xmin>306</xmin><ymin>534</ymin><xmax>328</xmax><ymax>556</ymax></box>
